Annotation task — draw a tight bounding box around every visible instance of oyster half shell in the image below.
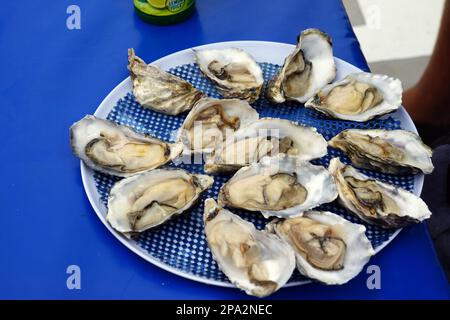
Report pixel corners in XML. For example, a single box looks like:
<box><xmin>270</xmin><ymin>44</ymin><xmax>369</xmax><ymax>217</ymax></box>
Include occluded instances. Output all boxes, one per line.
<box><xmin>305</xmin><ymin>73</ymin><xmax>402</xmax><ymax>121</ymax></box>
<box><xmin>177</xmin><ymin>98</ymin><xmax>259</xmax><ymax>155</ymax></box>
<box><xmin>267</xmin><ymin>210</ymin><xmax>374</xmax><ymax>285</ymax></box>
<box><xmin>329</xmin><ymin>129</ymin><xmax>433</xmax><ymax>175</ymax></box>
<box><xmin>218</xmin><ymin>155</ymin><xmax>338</xmax><ymax>218</ymax></box>
<box><xmin>70</xmin><ymin>115</ymin><xmax>182</xmax><ymax>177</ymax></box>
<box><xmin>107</xmin><ymin>169</ymin><xmax>213</xmax><ymax>235</ymax></box>
<box><xmin>267</xmin><ymin>28</ymin><xmax>336</xmax><ymax>104</ymax></box>
<box><xmin>128</xmin><ymin>48</ymin><xmax>204</xmax><ymax>115</ymax></box>
<box><xmin>204</xmin><ymin>198</ymin><xmax>295</xmax><ymax>297</ymax></box>
<box><xmin>195</xmin><ymin>48</ymin><xmax>264</xmax><ymax>103</ymax></box>
<box><xmin>329</xmin><ymin>157</ymin><xmax>432</xmax><ymax>229</ymax></box>
<box><xmin>205</xmin><ymin>118</ymin><xmax>328</xmax><ymax>174</ymax></box>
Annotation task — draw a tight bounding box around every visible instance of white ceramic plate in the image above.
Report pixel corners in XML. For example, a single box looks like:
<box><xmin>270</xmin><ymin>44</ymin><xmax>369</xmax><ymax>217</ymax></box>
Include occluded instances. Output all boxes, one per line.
<box><xmin>80</xmin><ymin>41</ymin><xmax>422</xmax><ymax>288</ymax></box>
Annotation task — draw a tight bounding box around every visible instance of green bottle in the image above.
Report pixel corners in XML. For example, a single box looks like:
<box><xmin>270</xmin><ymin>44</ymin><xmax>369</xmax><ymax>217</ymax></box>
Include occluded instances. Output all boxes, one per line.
<box><xmin>134</xmin><ymin>0</ymin><xmax>196</xmax><ymax>25</ymax></box>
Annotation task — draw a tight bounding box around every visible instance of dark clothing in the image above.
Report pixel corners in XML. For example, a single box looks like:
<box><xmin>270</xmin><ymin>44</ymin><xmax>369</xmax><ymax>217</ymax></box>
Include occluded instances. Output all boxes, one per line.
<box><xmin>422</xmin><ymin>144</ymin><xmax>450</xmax><ymax>281</ymax></box>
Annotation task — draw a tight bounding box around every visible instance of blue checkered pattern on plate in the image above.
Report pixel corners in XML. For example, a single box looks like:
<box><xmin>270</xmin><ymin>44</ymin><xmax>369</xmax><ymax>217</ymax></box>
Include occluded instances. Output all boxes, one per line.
<box><xmin>93</xmin><ymin>62</ymin><xmax>414</xmax><ymax>284</ymax></box>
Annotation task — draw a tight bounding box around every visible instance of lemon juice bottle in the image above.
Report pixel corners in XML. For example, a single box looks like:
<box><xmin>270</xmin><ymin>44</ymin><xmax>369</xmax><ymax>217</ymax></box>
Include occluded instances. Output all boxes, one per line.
<box><xmin>134</xmin><ymin>0</ymin><xmax>196</xmax><ymax>25</ymax></box>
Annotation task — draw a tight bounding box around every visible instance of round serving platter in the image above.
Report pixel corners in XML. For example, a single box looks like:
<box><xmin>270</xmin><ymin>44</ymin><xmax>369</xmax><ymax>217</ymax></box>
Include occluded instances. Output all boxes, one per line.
<box><xmin>80</xmin><ymin>41</ymin><xmax>423</xmax><ymax>288</ymax></box>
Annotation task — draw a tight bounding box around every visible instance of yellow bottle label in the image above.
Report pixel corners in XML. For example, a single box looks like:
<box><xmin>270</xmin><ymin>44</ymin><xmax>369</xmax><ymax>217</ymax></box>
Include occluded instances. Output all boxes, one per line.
<box><xmin>134</xmin><ymin>0</ymin><xmax>195</xmax><ymax>16</ymax></box>
<box><xmin>148</xmin><ymin>0</ymin><xmax>166</xmax><ymax>9</ymax></box>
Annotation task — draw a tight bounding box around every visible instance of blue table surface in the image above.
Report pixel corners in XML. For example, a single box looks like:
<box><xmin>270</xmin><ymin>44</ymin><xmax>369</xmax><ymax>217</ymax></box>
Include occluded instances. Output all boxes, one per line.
<box><xmin>0</xmin><ymin>0</ymin><xmax>448</xmax><ymax>299</ymax></box>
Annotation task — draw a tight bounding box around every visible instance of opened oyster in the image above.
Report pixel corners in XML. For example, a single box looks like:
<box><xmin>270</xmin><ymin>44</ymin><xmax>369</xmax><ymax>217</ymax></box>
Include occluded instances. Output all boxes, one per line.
<box><xmin>177</xmin><ymin>98</ymin><xmax>259</xmax><ymax>154</ymax></box>
<box><xmin>267</xmin><ymin>210</ymin><xmax>374</xmax><ymax>284</ymax></box>
<box><xmin>329</xmin><ymin>129</ymin><xmax>433</xmax><ymax>174</ymax></box>
<box><xmin>107</xmin><ymin>169</ymin><xmax>213</xmax><ymax>235</ymax></box>
<box><xmin>128</xmin><ymin>48</ymin><xmax>204</xmax><ymax>115</ymax></box>
<box><xmin>329</xmin><ymin>157</ymin><xmax>431</xmax><ymax>229</ymax></box>
<box><xmin>195</xmin><ymin>48</ymin><xmax>264</xmax><ymax>103</ymax></box>
<box><xmin>305</xmin><ymin>73</ymin><xmax>402</xmax><ymax>121</ymax></box>
<box><xmin>204</xmin><ymin>198</ymin><xmax>295</xmax><ymax>297</ymax></box>
<box><xmin>70</xmin><ymin>115</ymin><xmax>182</xmax><ymax>177</ymax></box>
<box><xmin>205</xmin><ymin>118</ymin><xmax>328</xmax><ymax>173</ymax></box>
<box><xmin>218</xmin><ymin>155</ymin><xmax>338</xmax><ymax>218</ymax></box>
<box><xmin>267</xmin><ymin>28</ymin><xmax>336</xmax><ymax>104</ymax></box>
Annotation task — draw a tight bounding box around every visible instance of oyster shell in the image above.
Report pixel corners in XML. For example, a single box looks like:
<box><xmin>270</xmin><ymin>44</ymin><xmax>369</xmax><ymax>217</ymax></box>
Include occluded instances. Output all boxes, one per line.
<box><xmin>177</xmin><ymin>98</ymin><xmax>259</xmax><ymax>154</ymax></box>
<box><xmin>195</xmin><ymin>48</ymin><xmax>264</xmax><ymax>103</ymax></box>
<box><xmin>128</xmin><ymin>48</ymin><xmax>204</xmax><ymax>115</ymax></box>
<box><xmin>329</xmin><ymin>157</ymin><xmax>432</xmax><ymax>229</ymax></box>
<box><xmin>267</xmin><ymin>28</ymin><xmax>336</xmax><ymax>104</ymax></box>
<box><xmin>267</xmin><ymin>211</ymin><xmax>374</xmax><ymax>284</ymax></box>
<box><xmin>329</xmin><ymin>129</ymin><xmax>433</xmax><ymax>174</ymax></box>
<box><xmin>203</xmin><ymin>198</ymin><xmax>295</xmax><ymax>297</ymax></box>
<box><xmin>305</xmin><ymin>73</ymin><xmax>402</xmax><ymax>121</ymax></box>
<box><xmin>70</xmin><ymin>115</ymin><xmax>182</xmax><ymax>177</ymax></box>
<box><xmin>107</xmin><ymin>169</ymin><xmax>213</xmax><ymax>235</ymax></box>
<box><xmin>205</xmin><ymin>118</ymin><xmax>328</xmax><ymax>173</ymax></box>
<box><xmin>218</xmin><ymin>155</ymin><xmax>338</xmax><ymax>218</ymax></box>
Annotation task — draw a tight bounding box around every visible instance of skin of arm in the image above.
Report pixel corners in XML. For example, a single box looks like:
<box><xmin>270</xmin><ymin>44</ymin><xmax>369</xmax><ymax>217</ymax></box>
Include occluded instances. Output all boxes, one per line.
<box><xmin>403</xmin><ymin>0</ymin><xmax>450</xmax><ymax>127</ymax></box>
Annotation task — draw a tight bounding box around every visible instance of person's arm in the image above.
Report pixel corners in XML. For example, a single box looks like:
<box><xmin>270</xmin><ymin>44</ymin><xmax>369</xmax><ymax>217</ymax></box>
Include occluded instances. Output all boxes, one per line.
<box><xmin>404</xmin><ymin>0</ymin><xmax>450</xmax><ymax>127</ymax></box>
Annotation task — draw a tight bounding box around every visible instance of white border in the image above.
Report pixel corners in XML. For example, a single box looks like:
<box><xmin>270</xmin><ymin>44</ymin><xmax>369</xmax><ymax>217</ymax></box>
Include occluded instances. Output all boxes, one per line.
<box><xmin>80</xmin><ymin>41</ymin><xmax>422</xmax><ymax>288</ymax></box>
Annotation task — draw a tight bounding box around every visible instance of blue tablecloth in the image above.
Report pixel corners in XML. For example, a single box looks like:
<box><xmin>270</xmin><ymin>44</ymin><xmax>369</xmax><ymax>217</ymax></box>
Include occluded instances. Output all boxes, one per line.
<box><xmin>0</xmin><ymin>0</ymin><xmax>448</xmax><ymax>299</ymax></box>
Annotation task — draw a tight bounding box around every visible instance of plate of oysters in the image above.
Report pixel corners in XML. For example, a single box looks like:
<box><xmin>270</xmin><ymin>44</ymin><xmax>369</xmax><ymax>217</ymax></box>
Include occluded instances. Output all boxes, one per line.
<box><xmin>70</xmin><ymin>29</ymin><xmax>434</xmax><ymax>297</ymax></box>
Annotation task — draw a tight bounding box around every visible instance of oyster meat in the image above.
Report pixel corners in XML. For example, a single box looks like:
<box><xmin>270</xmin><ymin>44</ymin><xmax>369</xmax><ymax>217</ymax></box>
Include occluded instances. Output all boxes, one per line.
<box><xmin>218</xmin><ymin>155</ymin><xmax>338</xmax><ymax>218</ymax></box>
<box><xmin>107</xmin><ymin>169</ymin><xmax>213</xmax><ymax>235</ymax></box>
<box><xmin>177</xmin><ymin>98</ymin><xmax>259</xmax><ymax>154</ymax></box>
<box><xmin>205</xmin><ymin>118</ymin><xmax>328</xmax><ymax>173</ymax></box>
<box><xmin>70</xmin><ymin>115</ymin><xmax>182</xmax><ymax>177</ymax></box>
<box><xmin>128</xmin><ymin>48</ymin><xmax>204</xmax><ymax>115</ymax></box>
<box><xmin>204</xmin><ymin>198</ymin><xmax>295</xmax><ymax>297</ymax></box>
<box><xmin>267</xmin><ymin>211</ymin><xmax>374</xmax><ymax>284</ymax></box>
<box><xmin>329</xmin><ymin>157</ymin><xmax>431</xmax><ymax>228</ymax></box>
<box><xmin>329</xmin><ymin>129</ymin><xmax>433</xmax><ymax>174</ymax></box>
<box><xmin>267</xmin><ymin>28</ymin><xmax>336</xmax><ymax>104</ymax></box>
<box><xmin>305</xmin><ymin>73</ymin><xmax>402</xmax><ymax>121</ymax></box>
<box><xmin>195</xmin><ymin>48</ymin><xmax>264</xmax><ymax>103</ymax></box>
